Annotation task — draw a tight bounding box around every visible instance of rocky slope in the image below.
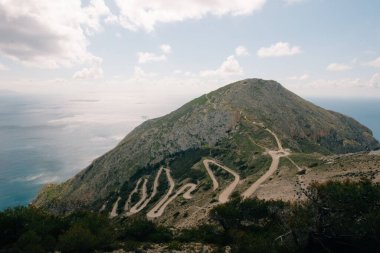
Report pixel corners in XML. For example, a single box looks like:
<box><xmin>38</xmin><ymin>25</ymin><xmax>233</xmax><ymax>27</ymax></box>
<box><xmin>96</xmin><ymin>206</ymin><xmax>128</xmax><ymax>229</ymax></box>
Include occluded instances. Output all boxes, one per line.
<box><xmin>33</xmin><ymin>78</ymin><xmax>379</xmax><ymax>221</ymax></box>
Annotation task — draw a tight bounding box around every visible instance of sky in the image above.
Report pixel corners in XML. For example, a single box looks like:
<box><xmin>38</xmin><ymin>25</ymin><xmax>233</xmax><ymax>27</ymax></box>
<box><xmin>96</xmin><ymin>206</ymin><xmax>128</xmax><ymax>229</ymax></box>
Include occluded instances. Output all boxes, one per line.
<box><xmin>0</xmin><ymin>0</ymin><xmax>380</xmax><ymax>99</ymax></box>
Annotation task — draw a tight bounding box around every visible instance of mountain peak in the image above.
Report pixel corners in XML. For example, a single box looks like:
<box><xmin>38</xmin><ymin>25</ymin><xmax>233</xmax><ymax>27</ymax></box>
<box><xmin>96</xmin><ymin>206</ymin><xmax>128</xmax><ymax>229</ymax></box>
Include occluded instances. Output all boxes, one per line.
<box><xmin>33</xmin><ymin>79</ymin><xmax>379</xmax><ymax>219</ymax></box>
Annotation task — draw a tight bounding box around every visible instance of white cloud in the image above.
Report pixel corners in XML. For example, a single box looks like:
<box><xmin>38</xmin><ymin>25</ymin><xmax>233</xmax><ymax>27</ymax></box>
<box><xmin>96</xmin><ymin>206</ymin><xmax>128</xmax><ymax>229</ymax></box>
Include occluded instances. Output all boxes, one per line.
<box><xmin>235</xmin><ymin>46</ymin><xmax>249</xmax><ymax>57</ymax></box>
<box><xmin>288</xmin><ymin>74</ymin><xmax>309</xmax><ymax>80</ymax></box>
<box><xmin>0</xmin><ymin>62</ymin><xmax>8</xmax><ymax>71</ymax></box>
<box><xmin>133</xmin><ymin>66</ymin><xmax>146</xmax><ymax>78</ymax></box>
<box><xmin>369</xmin><ymin>73</ymin><xmax>380</xmax><ymax>88</ymax></box>
<box><xmin>105</xmin><ymin>13</ymin><xmax>118</xmax><ymax>24</ymax></box>
<box><xmin>172</xmin><ymin>70</ymin><xmax>194</xmax><ymax>76</ymax></box>
<box><xmin>366</xmin><ymin>57</ymin><xmax>380</xmax><ymax>68</ymax></box>
<box><xmin>137</xmin><ymin>52</ymin><xmax>167</xmax><ymax>64</ymax></box>
<box><xmin>82</xmin><ymin>0</ymin><xmax>113</xmax><ymax>35</ymax></box>
<box><xmin>326</xmin><ymin>63</ymin><xmax>352</xmax><ymax>72</ymax></box>
<box><xmin>0</xmin><ymin>0</ymin><xmax>112</xmax><ymax>68</ymax></box>
<box><xmin>257</xmin><ymin>42</ymin><xmax>301</xmax><ymax>57</ymax></box>
<box><xmin>137</xmin><ymin>44</ymin><xmax>172</xmax><ymax>64</ymax></box>
<box><xmin>73</xmin><ymin>56</ymin><xmax>103</xmax><ymax>79</ymax></box>
<box><xmin>160</xmin><ymin>44</ymin><xmax>172</xmax><ymax>54</ymax></box>
<box><xmin>200</xmin><ymin>55</ymin><xmax>243</xmax><ymax>77</ymax></box>
<box><xmin>114</xmin><ymin>0</ymin><xmax>267</xmax><ymax>32</ymax></box>
<box><xmin>131</xmin><ymin>66</ymin><xmax>158</xmax><ymax>80</ymax></box>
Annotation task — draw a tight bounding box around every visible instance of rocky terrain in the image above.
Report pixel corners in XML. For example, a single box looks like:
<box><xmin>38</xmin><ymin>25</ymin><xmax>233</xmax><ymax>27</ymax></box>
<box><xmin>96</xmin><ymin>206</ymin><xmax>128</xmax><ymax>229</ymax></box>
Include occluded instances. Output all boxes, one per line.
<box><xmin>33</xmin><ymin>78</ymin><xmax>380</xmax><ymax>227</ymax></box>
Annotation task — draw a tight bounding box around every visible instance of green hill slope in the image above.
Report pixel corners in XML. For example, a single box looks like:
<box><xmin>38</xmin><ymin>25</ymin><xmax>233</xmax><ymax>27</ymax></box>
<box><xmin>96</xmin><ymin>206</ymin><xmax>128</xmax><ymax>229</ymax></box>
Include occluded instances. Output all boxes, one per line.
<box><xmin>33</xmin><ymin>79</ymin><xmax>379</xmax><ymax>215</ymax></box>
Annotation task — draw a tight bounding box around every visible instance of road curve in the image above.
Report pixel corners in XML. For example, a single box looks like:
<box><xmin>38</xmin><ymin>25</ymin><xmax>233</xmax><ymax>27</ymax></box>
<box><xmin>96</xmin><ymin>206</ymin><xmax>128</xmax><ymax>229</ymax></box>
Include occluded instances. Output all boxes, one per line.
<box><xmin>128</xmin><ymin>167</ymin><xmax>164</xmax><ymax>214</ymax></box>
<box><xmin>182</xmin><ymin>184</ymin><xmax>197</xmax><ymax>199</ymax></box>
<box><xmin>203</xmin><ymin>159</ymin><xmax>219</xmax><ymax>190</ymax></box>
<box><xmin>128</xmin><ymin>178</ymin><xmax>148</xmax><ymax>214</ymax></box>
<box><xmin>147</xmin><ymin>183</ymin><xmax>197</xmax><ymax>218</ymax></box>
<box><xmin>241</xmin><ymin>118</ymin><xmax>289</xmax><ymax>199</ymax></box>
<box><xmin>109</xmin><ymin>196</ymin><xmax>121</xmax><ymax>218</ymax></box>
<box><xmin>214</xmin><ymin>161</ymin><xmax>240</xmax><ymax>203</ymax></box>
<box><xmin>124</xmin><ymin>178</ymin><xmax>142</xmax><ymax>211</ymax></box>
<box><xmin>241</xmin><ymin>150</ymin><xmax>288</xmax><ymax>198</ymax></box>
<box><xmin>203</xmin><ymin>159</ymin><xmax>240</xmax><ymax>203</ymax></box>
<box><xmin>146</xmin><ymin>168</ymin><xmax>175</xmax><ymax>218</ymax></box>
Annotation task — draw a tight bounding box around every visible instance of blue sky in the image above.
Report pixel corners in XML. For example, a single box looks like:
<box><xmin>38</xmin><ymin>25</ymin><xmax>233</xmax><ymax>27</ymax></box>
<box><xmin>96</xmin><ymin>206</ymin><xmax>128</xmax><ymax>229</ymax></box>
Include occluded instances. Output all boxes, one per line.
<box><xmin>0</xmin><ymin>0</ymin><xmax>380</xmax><ymax>98</ymax></box>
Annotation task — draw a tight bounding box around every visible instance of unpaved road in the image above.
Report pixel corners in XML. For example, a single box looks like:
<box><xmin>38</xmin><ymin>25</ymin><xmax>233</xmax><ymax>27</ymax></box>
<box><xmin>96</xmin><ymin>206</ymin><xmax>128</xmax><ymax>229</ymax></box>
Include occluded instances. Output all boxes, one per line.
<box><xmin>148</xmin><ymin>183</ymin><xmax>197</xmax><ymax>219</ymax></box>
<box><xmin>241</xmin><ymin>150</ymin><xmax>288</xmax><ymax>198</ymax></box>
<box><xmin>129</xmin><ymin>178</ymin><xmax>148</xmax><ymax>213</ymax></box>
<box><xmin>241</xmin><ymin>120</ymin><xmax>289</xmax><ymax>199</ymax></box>
<box><xmin>147</xmin><ymin>168</ymin><xmax>175</xmax><ymax>218</ymax></box>
<box><xmin>124</xmin><ymin>178</ymin><xmax>142</xmax><ymax>211</ymax></box>
<box><xmin>203</xmin><ymin>159</ymin><xmax>240</xmax><ymax>203</ymax></box>
<box><xmin>183</xmin><ymin>184</ymin><xmax>197</xmax><ymax>199</ymax></box>
<box><xmin>109</xmin><ymin>196</ymin><xmax>121</xmax><ymax>218</ymax></box>
<box><xmin>128</xmin><ymin>167</ymin><xmax>164</xmax><ymax>214</ymax></box>
<box><xmin>265</xmin><ymin>127</ymin><xmax>284</xmax><ymax>151</ymax></box>
<box><xmin>203</xmin><ymin>159</ymin><xmax>219</xmax><ymax>190</ymax></box>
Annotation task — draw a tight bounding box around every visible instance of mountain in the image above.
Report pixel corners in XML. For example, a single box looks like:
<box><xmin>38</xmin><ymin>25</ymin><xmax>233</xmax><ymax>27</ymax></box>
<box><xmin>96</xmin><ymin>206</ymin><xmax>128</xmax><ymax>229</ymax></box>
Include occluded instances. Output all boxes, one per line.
<box><xmin>33</xmin><ymin>79</ymin><xmax>379</xmax><ymax>224</ymax></box>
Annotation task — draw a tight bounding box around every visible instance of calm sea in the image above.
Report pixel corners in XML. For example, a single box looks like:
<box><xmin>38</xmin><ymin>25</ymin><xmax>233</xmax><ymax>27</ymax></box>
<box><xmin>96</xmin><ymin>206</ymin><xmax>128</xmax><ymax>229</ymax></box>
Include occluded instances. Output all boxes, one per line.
<box><xmin>0</xmin><ymin>92</ymin><xmax>180</xmax><ymax>210</ymax></box>
<box><xmin>0</xmin><ymin>93</ymin><xmax>379</xmax><ymax>210</ymax></box>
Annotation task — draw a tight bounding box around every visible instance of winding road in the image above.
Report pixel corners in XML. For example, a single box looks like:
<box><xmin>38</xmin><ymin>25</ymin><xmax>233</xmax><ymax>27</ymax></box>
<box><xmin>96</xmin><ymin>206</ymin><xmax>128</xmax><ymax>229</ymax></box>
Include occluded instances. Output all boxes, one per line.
<box><xmin>241</xmin><ymin>119</ymin><xmax>289</xmax><ymax>199</ymax></box>
<box><xmin>109</xmin><ymin>115</ymin><xmax>306</xmax><ymax>219</ymax></box>
<box><xmin>109</xmin><ymin>197</ymin><xmax>121</xmax><ymax>218</ymax></box>
<box><xmin>241</xmin><ymin>150</ymin><xmax>288</xmax><ymax>198</ymax></box>
<box><xmin>146</xmin><ymin>168</ymin><xmax>175</xmax><ymax>218</ymax></box>
<box><xmin>128</xmin><ymin>167</ymin><xmax>164</xmax><ymax>214</ymax></box>
<box><xmin>128</xmin><ymin>178</ymin><xmax>148</xmax><ymax>214</ymax></box>
<box><xmin>147</xmin><ymin>183</ymin><xmax>197</xmax><ymax>218</ymax></box>
<box><xmin>203</xmin><ymin>159</ymin><xmax>240</xmax><ymax>203</ymax></box>
<box><xmin>124</xmin><ymin>178</ymin><xmax>143</xmax><ymax>211</ymax></box>
<box><xmin>202</xmin><ymin>159</ymin><xmax>219</xmax><ymax>190</ymax></box>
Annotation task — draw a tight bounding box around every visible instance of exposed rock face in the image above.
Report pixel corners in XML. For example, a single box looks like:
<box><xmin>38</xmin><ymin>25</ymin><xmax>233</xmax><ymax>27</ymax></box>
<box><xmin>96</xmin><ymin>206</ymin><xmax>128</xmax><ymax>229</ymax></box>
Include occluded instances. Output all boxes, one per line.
<box><xmin>33</xmin><ymin>78</ymin><xmax>379</xmax><ymax>214</ymax></box>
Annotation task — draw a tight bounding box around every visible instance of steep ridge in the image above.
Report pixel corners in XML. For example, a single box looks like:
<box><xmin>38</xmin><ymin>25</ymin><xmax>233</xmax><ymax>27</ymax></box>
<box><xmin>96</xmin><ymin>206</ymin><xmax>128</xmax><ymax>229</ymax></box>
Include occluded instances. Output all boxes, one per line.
<box><xmin>33</xmin><ymin>78</ymin><xmax>379</xmax><ymax>216</ymax></box>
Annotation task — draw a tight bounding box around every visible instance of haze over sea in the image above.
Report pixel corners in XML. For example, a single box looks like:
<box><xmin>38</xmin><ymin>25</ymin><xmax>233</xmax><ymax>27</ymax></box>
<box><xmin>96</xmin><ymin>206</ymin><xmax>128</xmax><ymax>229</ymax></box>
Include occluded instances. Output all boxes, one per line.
<box><xmin>0</xmin><ymin>92</ymin><xmax>379</xmax><ymax>210</ymax></box>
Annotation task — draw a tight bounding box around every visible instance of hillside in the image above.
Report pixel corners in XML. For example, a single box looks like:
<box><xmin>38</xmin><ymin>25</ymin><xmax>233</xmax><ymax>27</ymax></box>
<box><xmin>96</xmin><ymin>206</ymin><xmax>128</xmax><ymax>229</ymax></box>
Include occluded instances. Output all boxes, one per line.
<box><xmin>33</xmin><ymin>79</ymin><xmax>379</xmax><ymax>222</ymax></box>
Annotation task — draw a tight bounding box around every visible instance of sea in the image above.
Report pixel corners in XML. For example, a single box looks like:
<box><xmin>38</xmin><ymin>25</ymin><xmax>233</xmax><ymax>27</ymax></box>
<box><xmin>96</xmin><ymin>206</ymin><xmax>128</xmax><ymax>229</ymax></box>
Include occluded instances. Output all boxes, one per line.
<box><xmin>0</xmin><ymin>93</ymin><xmax>379</xmax><ymax>210</ymax></box>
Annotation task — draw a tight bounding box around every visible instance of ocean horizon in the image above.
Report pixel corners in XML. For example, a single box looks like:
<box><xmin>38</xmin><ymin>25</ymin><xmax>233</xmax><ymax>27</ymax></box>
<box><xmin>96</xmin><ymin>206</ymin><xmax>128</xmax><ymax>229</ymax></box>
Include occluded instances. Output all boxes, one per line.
<box><xmin>0</xmin><ymin>93</ymin><xmax>379</xmax><ymax>210</ymax></box>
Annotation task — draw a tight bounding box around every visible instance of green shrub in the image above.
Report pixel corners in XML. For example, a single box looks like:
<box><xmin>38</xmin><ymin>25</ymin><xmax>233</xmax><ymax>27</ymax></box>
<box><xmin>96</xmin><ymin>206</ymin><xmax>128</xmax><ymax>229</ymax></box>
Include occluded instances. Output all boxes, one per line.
<box><xmin>119</xmin><ymin>219</ymin><xmax>172</xmax><ymax>243</ymax></box>
<box><xmin>304</xmin><ymin>179</ymin><xmax>380</xmax><ymax>252</ymax></box>
<box><xmin>0</xmin><ymin>180</ymin><xmax>379</xmax><ymax>253</ymax></box>
<box><xmin>58</xmin><ymin>224</ymin><xmax>97</xmax><ymax>253</ymax></box>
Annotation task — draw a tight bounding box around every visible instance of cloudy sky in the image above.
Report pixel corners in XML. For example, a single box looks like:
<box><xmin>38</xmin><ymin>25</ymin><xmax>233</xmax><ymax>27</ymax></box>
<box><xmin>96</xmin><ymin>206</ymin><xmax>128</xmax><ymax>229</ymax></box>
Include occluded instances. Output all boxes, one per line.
<box><xmin>0</xmin><ymin>0</ymin><xmax>380</xmax><ymax>98</ymax></box>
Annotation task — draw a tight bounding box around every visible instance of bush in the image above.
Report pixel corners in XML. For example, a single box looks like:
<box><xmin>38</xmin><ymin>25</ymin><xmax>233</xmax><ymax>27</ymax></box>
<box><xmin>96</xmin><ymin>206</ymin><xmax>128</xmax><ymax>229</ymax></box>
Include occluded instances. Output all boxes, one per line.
<box><xmin>58</xmin><ymin>224</ymin><xmax>97</xmax><ymax>253</ymax></box>
<box><xmin>0</xmin><ymin>208</ymin><xmax>115</xmax><ymax>253</ymax></box>
<box><xmin>119</xmin><ymin>219</ymin><xmax>172</xmax><ymax>243</ymax></box>
<box><xmin>209</xmin><ymin>197</ymin><xmax>287</xmax><ymax>252</ymax></box>
<box><xmin>304</xmin><ymin>179</ymin><xmax>380</xmax><ymax>252</ymax></box>
<box><xmin>177</xmin><ymin>225</ymin><xmax>223</xmax><ymax>244</ymax></box>
<box><xmin>0</xmin><ymin>180</ymin><xmax>379</xmax><ymax>253</ymax></box>
<box><xmin>0</xmin><ymin>206</ymin><xmax>65</xmax><ymax>252</ymax></box>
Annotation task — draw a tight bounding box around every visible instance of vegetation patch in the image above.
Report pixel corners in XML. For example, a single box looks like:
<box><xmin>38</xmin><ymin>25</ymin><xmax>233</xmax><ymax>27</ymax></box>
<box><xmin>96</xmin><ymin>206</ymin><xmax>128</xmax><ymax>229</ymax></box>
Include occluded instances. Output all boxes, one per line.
<box><xmin>168</xmin><ymin>148</ymin><xmax>209</xmax><ymax>181</ymax></box>
<box><xmin>2</xmin><ymin>180</ymin><xmax>379</xmax><ymax>252</ymax></box>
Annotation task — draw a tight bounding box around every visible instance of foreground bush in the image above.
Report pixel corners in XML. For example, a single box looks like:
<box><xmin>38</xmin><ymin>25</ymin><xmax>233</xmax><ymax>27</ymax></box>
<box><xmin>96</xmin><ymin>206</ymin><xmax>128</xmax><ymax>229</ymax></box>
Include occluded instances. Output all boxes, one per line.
<box><xmin>118</xmin><ymin>218</ymin><xmax>172</xmax><ymax>243</ymax></box>
<box><xmin>0</xmin><ymin>208</ymin><xmax>115</xmax><ymax>253</ymax></box>
<box><xmin>0</xmin><ymin>180</ymin><xmax>379</xmax><ymax>252</ymax></box>
<box><xmin>207</xmin><ymin>179</ymin><xmax>380</xmax><ymax>253</ymax></box>
<box><xmin>304</xmin><ymin>179</ymin><xmax>380</xmax><ymax>252</ymax></box>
